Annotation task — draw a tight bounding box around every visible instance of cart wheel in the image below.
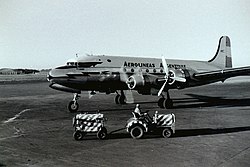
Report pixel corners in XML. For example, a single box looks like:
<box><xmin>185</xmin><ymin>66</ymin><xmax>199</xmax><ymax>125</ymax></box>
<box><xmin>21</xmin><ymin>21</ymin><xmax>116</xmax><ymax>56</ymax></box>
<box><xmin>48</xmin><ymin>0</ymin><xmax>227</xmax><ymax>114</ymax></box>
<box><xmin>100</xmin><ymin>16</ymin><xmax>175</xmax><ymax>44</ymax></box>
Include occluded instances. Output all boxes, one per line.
<box><xmin>162</xmin><ymin>128</ymin><xmax>172</xmax><ymax>138</ymax></box>
<box><xmin>97</xmin><ymin>127</ymin><xmax>107</xmax><ymax>140</ymax></box>
<box><xmin>73</xmin><ymin>131</ymin><xmax>85</xmax><ymax>140</ymax></box>
<box><xmin>68</xmin><ymin>101</ymin><xmax>79</xmax><ymax>113</ymax></box>
<box><xmin>130</xmin><ymin>126</ymin><xmax>144</xmax><ymax>139</ymax></box>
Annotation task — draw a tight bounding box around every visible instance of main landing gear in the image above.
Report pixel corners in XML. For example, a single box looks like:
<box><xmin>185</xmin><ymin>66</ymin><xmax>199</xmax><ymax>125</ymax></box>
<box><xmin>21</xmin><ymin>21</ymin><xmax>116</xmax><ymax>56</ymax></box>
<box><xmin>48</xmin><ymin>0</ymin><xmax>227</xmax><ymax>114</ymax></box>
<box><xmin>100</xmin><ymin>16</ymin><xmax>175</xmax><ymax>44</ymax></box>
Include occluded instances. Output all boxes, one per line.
<box><xmin>68</xmin><ymin>93</ymin><xmax>80</xmax><ymax>113</ymax></box>
<box><xmin>158</xmin><ymin>91</ymin><xmax>173</xmax><ymax>109</ymax></box>
<box><xmin>115</xmin><ymin>90</ymin><xmax>126</xmax><ymax>104</ymax></box>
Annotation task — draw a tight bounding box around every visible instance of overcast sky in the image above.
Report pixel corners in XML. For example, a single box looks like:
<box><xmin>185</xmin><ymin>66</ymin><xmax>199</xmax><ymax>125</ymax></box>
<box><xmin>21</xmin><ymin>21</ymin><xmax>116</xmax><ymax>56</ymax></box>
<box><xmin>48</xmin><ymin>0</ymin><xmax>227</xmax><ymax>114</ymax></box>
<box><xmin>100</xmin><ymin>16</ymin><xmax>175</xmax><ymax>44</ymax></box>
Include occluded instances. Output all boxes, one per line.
<box><xmin>1</xmin><ymin>0</ymin><xmax>250</xmax><ymax>69</ymax></box>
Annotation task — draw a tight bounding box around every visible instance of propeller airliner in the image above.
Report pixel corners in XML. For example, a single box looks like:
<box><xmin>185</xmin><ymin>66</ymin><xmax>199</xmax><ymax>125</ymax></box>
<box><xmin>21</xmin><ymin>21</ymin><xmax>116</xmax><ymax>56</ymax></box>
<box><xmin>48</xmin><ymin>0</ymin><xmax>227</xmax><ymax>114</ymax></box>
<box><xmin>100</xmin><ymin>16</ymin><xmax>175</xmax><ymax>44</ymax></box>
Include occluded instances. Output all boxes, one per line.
<box><xmin>47</xmin><ymin>36</ymin><xmax>250</xmax><ymax>112</ymax></box>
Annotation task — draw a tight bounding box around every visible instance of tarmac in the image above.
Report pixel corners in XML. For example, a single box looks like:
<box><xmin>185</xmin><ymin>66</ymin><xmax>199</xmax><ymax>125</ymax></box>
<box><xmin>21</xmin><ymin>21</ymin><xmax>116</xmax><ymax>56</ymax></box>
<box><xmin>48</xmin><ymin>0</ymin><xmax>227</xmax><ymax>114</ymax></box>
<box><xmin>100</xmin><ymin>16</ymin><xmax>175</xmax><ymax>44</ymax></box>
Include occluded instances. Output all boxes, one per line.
<box><xmin>0</xmin><ymin>78</ymin><xmax>250</xmax><ymax>167</ymax></box>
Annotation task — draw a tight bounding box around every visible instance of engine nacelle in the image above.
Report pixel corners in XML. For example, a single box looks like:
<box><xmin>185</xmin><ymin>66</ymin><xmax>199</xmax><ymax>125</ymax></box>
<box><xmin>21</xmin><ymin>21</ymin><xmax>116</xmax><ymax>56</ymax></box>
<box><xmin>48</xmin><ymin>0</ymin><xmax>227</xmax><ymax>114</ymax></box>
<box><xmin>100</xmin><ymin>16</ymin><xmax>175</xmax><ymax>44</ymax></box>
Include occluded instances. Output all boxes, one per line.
<box><xmin>127</xmin><ymin>75</ymin><xmax>145</xmax><ymax>89</ymax></box>
<box><xmin>168</xmin><ymin>69</ymin><xmax>185</xmax><ymax>85</ymax></box>
<box><xmin>155</xmin><ymin>68</ymin><xmax>191</xmax><ymax>89</ymax></box>
<box><xmin>169</xmin><ymin>69</ymin><xmax>191</xmax><ymax>88</ymax></box>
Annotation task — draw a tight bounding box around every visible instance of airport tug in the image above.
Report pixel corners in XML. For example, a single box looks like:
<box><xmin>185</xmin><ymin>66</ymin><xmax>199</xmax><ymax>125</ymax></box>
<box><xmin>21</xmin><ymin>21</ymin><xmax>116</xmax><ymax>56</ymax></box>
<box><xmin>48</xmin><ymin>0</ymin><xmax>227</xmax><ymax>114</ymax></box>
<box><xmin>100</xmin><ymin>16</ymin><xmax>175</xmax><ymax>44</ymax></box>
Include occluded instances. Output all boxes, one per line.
<box><xmin>72</xmin><ymin>113</ymin><xmax>107</xmax><ymax>140</ymax></box>
<box><xmin>126</xmin><ymin>106</ymin><xmax>175</xmax><ymax>139</ymax></box>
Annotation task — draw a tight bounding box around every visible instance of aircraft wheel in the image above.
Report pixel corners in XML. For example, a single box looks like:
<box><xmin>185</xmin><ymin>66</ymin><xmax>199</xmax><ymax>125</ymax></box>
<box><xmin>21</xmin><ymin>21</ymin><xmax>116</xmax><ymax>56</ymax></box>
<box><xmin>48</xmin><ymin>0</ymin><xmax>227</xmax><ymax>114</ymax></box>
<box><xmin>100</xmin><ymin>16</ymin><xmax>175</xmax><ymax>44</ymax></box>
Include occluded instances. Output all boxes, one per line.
<box><xmin>115</xmin><ymin>95</ymin><xmax>120</xmax><ymax>104</ymax></box>
<box><xmin>162</xmin><ymin>128</ymin><xmax>172</xmax><ymax>138</ymax></box>
<box><xmin>97</xmin><ymin>127</ymin><xmax>108</xmax><ymax>140</ymax></box>
<box><xmin>158</xmin><ymin>98</ymin><xmax>165</xmax><ymax>108</ymax></box>
<box><xmin>118</xmin><ymin>95</ymin><xmax>126</xmax><ymax>104</ymax></box>
<box><xmin>73</xmin><ymin>131</ymin><xmax>85</xmax><ymax>140</ymax></box>
<box><xmin>68</xmin><ymin>101</ymin><xmax>79</xmax><ymax>113</ymax></box>
<box><xmin>163</xmin><ymin>99</ymin><xmax>173</xmax><ymax>109</ymax></box>
<box><xmin>130</xmin><ymin>125</ymin><xmax>144</xmax><ymax>139</ymax></box>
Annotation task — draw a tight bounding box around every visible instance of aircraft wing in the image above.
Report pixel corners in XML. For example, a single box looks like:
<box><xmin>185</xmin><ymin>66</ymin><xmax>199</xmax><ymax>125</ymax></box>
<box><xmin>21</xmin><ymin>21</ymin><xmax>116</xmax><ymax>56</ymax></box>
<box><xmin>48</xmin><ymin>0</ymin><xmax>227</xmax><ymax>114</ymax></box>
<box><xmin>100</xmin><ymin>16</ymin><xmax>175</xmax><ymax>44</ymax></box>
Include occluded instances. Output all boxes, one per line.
<box><xmin>193</xmin><ymin>66</ymin><xmax>250</xmax><ymax>81</ymax></box>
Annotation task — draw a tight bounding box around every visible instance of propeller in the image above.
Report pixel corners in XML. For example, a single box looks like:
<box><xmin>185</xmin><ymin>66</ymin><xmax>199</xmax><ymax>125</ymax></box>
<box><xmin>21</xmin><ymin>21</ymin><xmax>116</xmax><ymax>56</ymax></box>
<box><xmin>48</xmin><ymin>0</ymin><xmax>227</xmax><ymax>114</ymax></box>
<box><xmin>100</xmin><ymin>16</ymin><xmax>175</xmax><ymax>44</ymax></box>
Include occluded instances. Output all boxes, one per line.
<box><xmin>157</xmin><ymin>56</ymin><xmax>186</xmax><ymax>96</ymax></box>
<box><xmin>119</xmin><ymin>67</ymin><xmax>134</xmax><ymax>104</ymax></box>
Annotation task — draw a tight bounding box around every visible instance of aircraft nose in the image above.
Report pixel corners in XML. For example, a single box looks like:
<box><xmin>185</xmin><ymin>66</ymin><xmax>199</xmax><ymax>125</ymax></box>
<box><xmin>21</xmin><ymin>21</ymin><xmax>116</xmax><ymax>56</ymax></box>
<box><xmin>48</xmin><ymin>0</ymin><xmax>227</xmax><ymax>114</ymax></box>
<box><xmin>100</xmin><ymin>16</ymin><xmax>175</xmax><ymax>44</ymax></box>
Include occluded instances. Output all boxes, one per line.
<box><xmin>47</xmin><ymin>68</ymin><xmax>68</xmax><ymax>83</ymax></box>
<box><xmin>46</xmin><ymin>70</ymin><xmax>53</xmax><ymax>82</ymax></box>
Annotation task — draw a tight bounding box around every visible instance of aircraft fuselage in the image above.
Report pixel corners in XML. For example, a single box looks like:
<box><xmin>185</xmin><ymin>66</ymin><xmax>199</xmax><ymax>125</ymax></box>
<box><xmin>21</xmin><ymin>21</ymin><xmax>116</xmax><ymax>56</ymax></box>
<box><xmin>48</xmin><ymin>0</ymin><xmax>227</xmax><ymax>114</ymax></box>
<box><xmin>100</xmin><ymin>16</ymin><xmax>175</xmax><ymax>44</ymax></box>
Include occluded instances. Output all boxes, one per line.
<box><xmin>48</xmin><ymin>55</ymin><xmax>224</xmax><ymax>95</ymax></box>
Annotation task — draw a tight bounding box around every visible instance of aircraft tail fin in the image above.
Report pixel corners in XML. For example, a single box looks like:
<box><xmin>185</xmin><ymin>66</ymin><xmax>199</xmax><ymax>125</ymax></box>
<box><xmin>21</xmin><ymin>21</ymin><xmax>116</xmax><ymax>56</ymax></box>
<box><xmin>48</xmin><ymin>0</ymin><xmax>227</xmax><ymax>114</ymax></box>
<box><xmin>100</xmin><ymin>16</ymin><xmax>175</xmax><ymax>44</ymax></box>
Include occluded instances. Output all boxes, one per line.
<box><xmin>208</xmin><ymin>36</ymin><xmax>232</xmax><ymax>69</ymax></box>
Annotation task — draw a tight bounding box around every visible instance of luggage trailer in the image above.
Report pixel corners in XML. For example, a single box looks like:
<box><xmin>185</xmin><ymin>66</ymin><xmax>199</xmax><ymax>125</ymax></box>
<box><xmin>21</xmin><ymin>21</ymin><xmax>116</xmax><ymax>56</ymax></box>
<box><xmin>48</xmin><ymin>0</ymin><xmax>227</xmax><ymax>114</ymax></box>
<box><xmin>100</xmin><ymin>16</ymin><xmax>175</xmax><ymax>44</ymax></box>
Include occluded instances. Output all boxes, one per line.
<box><xmin>73</xmin><ymin>113</ymin><xmax>107</xmax><ymax>140</ymax></box>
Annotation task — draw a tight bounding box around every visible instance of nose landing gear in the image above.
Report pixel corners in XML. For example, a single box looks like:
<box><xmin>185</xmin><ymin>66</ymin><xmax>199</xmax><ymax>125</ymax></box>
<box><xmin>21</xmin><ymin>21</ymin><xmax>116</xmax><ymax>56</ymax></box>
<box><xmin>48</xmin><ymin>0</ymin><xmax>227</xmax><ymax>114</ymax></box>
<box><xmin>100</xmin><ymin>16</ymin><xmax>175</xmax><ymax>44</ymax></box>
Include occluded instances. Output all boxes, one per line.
<box><xmin>68</xmin><ymin>93</ymin><xmax>80</xmax><ymax>113</ymax></box>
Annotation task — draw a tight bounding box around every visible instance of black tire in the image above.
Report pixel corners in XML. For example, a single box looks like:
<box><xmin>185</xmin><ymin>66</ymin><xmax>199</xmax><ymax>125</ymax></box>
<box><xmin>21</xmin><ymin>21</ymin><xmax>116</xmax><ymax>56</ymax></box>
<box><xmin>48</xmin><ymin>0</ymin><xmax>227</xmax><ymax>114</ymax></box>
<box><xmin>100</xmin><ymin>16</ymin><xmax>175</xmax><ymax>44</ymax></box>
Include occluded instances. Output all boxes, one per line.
<box><xmin>118</xmin><ymin>95</ymin><xmax>126</xmax><ymax>104</ymax></box>
<box><xmin>115</xmin><ymin>95</ymin><xmax>120</xmax><ymax>104</ymax></box>
<box><xmin>162</xmin><ymin>128</ymin><xmax>172</xmax><ymax>138</ymax></box>
<box><xmin>73</xmin><ymin>131</ymin><xmax>85</xmax><ymax>140</ymax></box>
<box><xmin>68</xmin><ymin>101</ymin><xmax>79</xmax><ymax>113</ymax></box>
<box><xmin>97</xmin><ymin>127</ymin><xmax>108</xmax><ymax>140</ymax></box>
<box><xmin>158</xmin><ymin>98</ymin><xmax>165</xmax><ymax>108</ymax></box>
<box><xmin>163</xmin><ymin>99</ymin><xmax>173</xmax><ymax>109</ymax></box>
<box><xmin>130</xmin><ymin>126</ymin><xmax>144</xmax><ymax>139</ymax></box>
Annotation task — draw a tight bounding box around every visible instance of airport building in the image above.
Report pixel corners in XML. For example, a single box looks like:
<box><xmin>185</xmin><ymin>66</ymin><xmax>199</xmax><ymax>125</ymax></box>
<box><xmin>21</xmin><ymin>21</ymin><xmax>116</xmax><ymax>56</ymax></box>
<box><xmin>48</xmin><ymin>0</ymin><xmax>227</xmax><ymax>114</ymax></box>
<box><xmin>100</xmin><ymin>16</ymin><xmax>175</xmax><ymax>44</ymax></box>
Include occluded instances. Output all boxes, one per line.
<box><xmin>0</xmin><ymin>68</ymin><xmax>18</xmax><ymax>75</ymax></box>
<box><xmin>0</xmin><ymin>68</ymin><xmax>39</xmax><ymax>75</ymax></box>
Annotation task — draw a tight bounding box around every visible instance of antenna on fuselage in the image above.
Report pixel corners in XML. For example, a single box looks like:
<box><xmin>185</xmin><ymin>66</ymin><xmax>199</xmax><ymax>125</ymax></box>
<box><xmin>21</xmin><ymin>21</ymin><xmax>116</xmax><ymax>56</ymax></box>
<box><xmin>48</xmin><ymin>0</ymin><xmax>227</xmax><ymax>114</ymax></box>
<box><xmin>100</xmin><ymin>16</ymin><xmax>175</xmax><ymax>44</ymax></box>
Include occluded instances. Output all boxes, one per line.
<box><xmin>76</xmin><ymin>53</ymin><xmax>79</xmax><ymax>69</ymax></box>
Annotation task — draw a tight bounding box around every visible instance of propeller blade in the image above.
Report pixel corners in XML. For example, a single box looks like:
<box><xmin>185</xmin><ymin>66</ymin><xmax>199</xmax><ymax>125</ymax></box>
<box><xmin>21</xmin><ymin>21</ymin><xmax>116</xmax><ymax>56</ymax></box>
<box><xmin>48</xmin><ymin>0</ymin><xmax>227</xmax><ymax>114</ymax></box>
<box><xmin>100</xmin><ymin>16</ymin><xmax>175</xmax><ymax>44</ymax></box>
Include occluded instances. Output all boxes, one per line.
<box><xmin>171</xmin><ymin>77</ymin><xmax>186</xmax><ymax>82</ymax></box>
<box><xmin>124</xmin><ymin>90</ymin><xmax>134</xmax><ymax>103</ymax></box>
<box><xmin>158</xmin><ymin>80</ymin><xmax>168</xmax><ymax>96</ymax></box>
<box><xmin>161</xmin><ymin>55</ymin><xmax>169</xmax><ymax>77</ymax></box>
<box><xmin>157</xmin><ymin>55</ymin><xmax>170</xmax><ymax>96</ymax></box>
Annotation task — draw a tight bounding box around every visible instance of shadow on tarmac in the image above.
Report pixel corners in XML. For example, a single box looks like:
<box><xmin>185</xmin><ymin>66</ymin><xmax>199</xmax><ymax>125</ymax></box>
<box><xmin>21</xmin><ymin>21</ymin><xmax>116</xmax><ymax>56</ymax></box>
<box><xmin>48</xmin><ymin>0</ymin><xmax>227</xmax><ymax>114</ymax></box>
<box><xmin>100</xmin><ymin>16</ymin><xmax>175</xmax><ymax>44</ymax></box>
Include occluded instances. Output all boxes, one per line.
<box><xmin>77</xmin><ymin>94</ymin><xmax>250</xmax><ymax>112</ymax></box>
<box><xmin>106</xmin><ymin>126</ymin><xmax>250</xmax><ymax>140</ymax></box>
<box><xmin>77</xmin><ymin>106</ymin><xmax>157</xmax><ymax>113</ymax></box>
<box><xmin>173</xmin><ymin>126</ymin><xmax>250</xmax><ymax>137</ymax></box>
<box><xmin>74</xmin><ymin>126</ymin><xmax>250</xmax><ymax>141</ymax></box>
<box><xmin>0</xmin><ymin>163</ymin><xmax>6</xmax><ymax>167</ymax></box>
<box><xmin>173</xmin><ymin>94</ymin><xmax>250</xmax><ymax>108</ymax></box>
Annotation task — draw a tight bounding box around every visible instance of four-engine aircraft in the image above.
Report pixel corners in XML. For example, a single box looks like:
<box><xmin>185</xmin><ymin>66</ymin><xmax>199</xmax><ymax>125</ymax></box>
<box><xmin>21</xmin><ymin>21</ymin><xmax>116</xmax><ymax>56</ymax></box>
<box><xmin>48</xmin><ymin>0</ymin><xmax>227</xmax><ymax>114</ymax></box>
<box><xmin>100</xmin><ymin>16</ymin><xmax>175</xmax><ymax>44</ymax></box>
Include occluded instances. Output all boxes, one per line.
<box><xmin>47</xmin><ymin>36</ymin><xmax>250</xmax><ymax>112</ymax></box>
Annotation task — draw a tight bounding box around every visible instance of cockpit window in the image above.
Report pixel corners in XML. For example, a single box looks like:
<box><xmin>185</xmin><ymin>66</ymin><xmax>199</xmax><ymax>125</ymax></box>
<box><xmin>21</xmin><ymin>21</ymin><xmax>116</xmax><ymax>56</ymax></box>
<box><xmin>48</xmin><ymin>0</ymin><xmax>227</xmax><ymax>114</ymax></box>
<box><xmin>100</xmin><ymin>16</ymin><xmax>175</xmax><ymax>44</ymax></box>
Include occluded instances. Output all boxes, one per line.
<box><xmin>78</xmin><ymin>62</ymin><xmax>97</xmax><ymax>68</ymax></box>
<box><xmin>67</xmin><ymin>62</ymin><xmax>77</xmax><ymax>66</ymax></box>
<box><xmin>56</xmin><ymin>61</ymin><xmax>103</xmax><ymax>69</ymax></box>
<box><xmin>78</xmin><ymin>62</ymin><xmax>103</xmax><ymax>67</ymax></box>
<box><xmin>56</xmin><ymin>65</ymin><xmax>76</xmax><ymax>69</ymax></box>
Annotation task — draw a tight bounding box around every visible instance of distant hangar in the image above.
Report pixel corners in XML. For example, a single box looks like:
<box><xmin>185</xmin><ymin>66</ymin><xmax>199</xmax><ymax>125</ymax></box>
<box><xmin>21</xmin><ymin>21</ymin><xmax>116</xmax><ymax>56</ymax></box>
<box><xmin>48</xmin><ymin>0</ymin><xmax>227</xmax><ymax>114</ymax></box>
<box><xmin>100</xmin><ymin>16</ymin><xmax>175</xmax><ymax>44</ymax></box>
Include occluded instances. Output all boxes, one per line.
<box><xmin>0</xmin><ymin>68</ymin><xmax>39</xmax><ymax>75</ymax></box>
